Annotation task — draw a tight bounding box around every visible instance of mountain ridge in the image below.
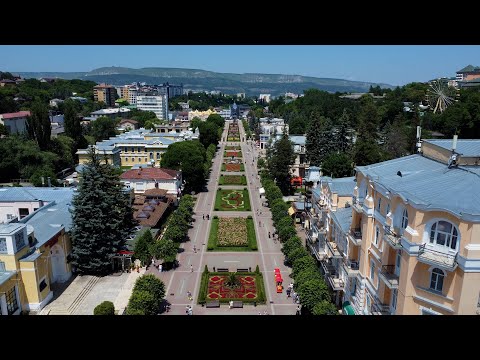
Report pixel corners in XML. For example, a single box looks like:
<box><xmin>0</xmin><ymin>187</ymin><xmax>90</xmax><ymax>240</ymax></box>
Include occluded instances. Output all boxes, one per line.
<box><xmin>15</xmin><ymin>66</ymin><xmax>393</xmax><ymax>95</ymax></box>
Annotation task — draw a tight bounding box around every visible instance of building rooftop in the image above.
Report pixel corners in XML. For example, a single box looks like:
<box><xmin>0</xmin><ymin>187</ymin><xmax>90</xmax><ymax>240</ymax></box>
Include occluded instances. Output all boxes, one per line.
<box><xmin>0</xmin><ymin>111</ymin><xmax>31</xmax><ymax>119</ymax></box>
<box><xmin>423</xmin><ymin>139</ymin><xmax>480</xmax><ymax>157</ymax></box>
<box><xmin>457</xmin><ymin>65</ymin><xmax>480</xmax><ymax>73</ymax></box>
<box><xmin>91</xmin><ymin>108</ymin><xmax>131</xmax><ymax>115</ymax></box>
<box><xmin>356</xmin><ymin>154</ymin><xmax>480</xmax><ymax>221</ymax></box>
<box><xmin>330</xmin><ymin>207</ymin><xmax>352</xmax><ymax>234</ymax></box>
<box><xmin>327</xmin><ymin>177</ymin><xmax>355</xmax><ymax>197</ymax></box>
<box><xmin>0</xmin><ymin>187</ymin><xmax>75</xmax><ymax>203</ymax></box>
<box><xmin>20</xmin><ymin>199</ymin><xmax>73</xmax><ymax>248</ymax></box>
<box><xmin>0</xmin><ymin>223</ymin><xmax>25</xmax><ymax>235</ymax></box>
<box><xmin>121</xmin><ymin>168</ymin><xmax>180</xmax><ymax>181</ymax></box>
<box><xmin>0</xmin><ymin>271</ymin><xmax>15</xmax><ymax>286</ymax></box>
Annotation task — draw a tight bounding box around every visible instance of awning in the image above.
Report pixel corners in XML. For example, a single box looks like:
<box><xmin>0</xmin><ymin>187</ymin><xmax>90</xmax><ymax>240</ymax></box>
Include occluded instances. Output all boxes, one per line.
<box><xmin>288</xmin><ymin>207</ymin><xmax>295</xmax><ymax>216</ymax></box>
<box><xmin>342</xmin><ymin>301</ymin><xmax>355</xmax><ymax>315</ymax></box>
<box><xmin>259</xmin><ymin>187</ymin><xmax>265</xmax><ymax>195</ymax></box>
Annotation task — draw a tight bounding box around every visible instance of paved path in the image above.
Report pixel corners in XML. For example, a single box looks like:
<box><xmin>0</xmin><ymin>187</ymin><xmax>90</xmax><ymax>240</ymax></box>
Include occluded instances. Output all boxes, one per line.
<box><xmin>154</xmin><ymin>120</ymin><xmax>297</xmax><ymax>315</ymax></box>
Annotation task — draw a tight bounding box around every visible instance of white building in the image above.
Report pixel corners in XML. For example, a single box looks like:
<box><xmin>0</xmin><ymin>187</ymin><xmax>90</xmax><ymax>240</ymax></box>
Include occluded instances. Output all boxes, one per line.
<box><xmin>258</xmin><ymin>118</ymin><xmax>288</xmax><ymax>150</ymax></box>
<box><xmin>259</xmin><ymin>94</ymin><xmax>271</xmax><ymax>103</ymax></box>
<box><xmin>0</xmin><ymin>111</ymin><xmax>30</xmax><ymax>134</ymax></box>
<box><xmin>136</xmin><ymin>95</ymin><xmax>168</xmax><ymax>120</ymax></box>
<box><xmin>120</xmin><ymin>167</ymin><xmax>182</xmax><ymax>196</ymax></box>
<box><xmin>128</xmin><ymin>87</ymin><xmax>138</xmax><ymax>105</ymax></box>
<box><xmin>89</xmin><ymin>108</ymin><xmax>131</xmax><ymax>120</ymax></box>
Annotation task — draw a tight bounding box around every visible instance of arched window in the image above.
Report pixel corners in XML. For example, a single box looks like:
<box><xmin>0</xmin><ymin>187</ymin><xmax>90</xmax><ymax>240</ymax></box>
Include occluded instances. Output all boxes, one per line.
<box><xmin>377</xmin><ymin>197</ymin><xmax>382</xmax><ymax>212</ymax></box>
<box><xmin>430</xmin><ymin>268</ymin><xmax>445</xmax><ymax>292</ymax></box>
<box><xmin>386</xmin><ymin>203</ymin><xmax>390</xmax><ymax>215</ymax></box>
<box><xmin>374</xmin><ymin>225</ymin><xmax>380</xmax><ymax>246</ymax></box>
<box><xmin>429</xmin><ymin>221</ymin><xmax>459</xmax><ymax>250</ymax></box>
<box><xmin>401</xmin><ymin>208</ymin><xmax>408</xmax><ymax>230</ymax></box>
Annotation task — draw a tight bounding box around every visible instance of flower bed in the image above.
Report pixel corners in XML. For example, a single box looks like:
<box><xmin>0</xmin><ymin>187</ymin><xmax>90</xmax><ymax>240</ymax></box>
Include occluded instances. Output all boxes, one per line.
<box><xmin>219</xmin><ymin>175</ymin><xmax>247</xmax><ymax>185</ymax></box>
<box><xmin>207</xmin><ymin>275</ymin><xmax>257</xmax><ymax>299</ymax></box>
<box><xmin>215</xmin><ymin>189</ymin><xmax>250</xmax><ymax>211</ymax></box>
<box><xmin>218</xmin><ymin>217</ymin><xmax>248</xmax><ymax>246</ymax></box>
<box><xmin>225</xmin><ymin>150</ymin><xmax>242</xmax><ymax>158</ymax></box>
<box><xmin>222</xmin><ymin>163</ymin><xmax>244</xmax><ymax>172</ymax></box>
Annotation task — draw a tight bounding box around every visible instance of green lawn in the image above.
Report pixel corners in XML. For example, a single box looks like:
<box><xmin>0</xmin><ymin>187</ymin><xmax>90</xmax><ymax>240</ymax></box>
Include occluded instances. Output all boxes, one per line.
<box><xmin>227</xmin><ymin>136</ymin><xmax>241</xmax><ymax>141</ymax></box>
<box><xmin>207</xmin><ymin>217</ymin><xmax>257</xmax><ymax>252</ymax></box>
<box><xmin>218</xmin><ymin>175</ymin><xmax>247</xmax><ymax>185</ymax></box>
<box><xmin>214</xmin><ymin>189</ymin><xmax>251</xmax><ymax>211</ymax></box>
<box><xmin>225</xmin><ymin>146</ymin><xmax>242</xmax><ymax>150</ymax></box>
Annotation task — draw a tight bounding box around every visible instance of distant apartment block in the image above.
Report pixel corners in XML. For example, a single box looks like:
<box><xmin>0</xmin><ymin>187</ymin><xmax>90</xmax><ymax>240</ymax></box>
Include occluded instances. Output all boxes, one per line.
<box><xmin>158</xmin><ymin>82</ymin><xmax>183</xmax><ymax>100</ymax></box>
<box><xmin>93</xmin><ymin>83</ymin><xmax>116</xmax><ymax>107</ymax></box>
<box><xmin>289</xmin><ymin>135</ymin><xmax>308</xmax><ymax>178</ymax></box>
<box><xmin>456</xmin><ymin>65</ymin><xmax>480</xmax><ymax>81</ymax></box>
<box><xmin>0</xmin><ymin>111</ymin><xmax>30</xmax><ymax>134</ymax></box>
<box><xmin>136</xmin><ymin>95</ymin><xmax>168</xmax><ymax>120</ymax></box>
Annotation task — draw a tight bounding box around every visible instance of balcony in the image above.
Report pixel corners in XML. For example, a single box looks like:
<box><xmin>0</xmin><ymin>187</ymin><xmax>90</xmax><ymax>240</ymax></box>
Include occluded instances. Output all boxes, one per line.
<box><xmin>372</xmin><ymin>301</ymin><xmax>391</xmax><ymax>315</ymax></box>
<box><xmin>352</xmin><ymin>195</ymin><xmax>363</xmax><ymax>213</ymax></box>
<box><xmin>347</xmin><ymin>228</ymin><xmax>362</xmax><ymax>246</ymax></box>
<box><xmin>328</xmin><ymin>276</ymin><xmax>345</xmax><ymax>291</ymax></box>
<box><xmin>378</xmin><ymin>265</ymin><xmax>399</xmax><ymax>289</ymax></box>
<box><xmin>326</xmin><ymin>241</ymin><xmax>343</xmax><ymax>259</ymax></box>
<box><xmin>320</xmin><ymin>259</ymin><xmax>345</xmax><ymax>291</ymax></box>
<box><xmin>312</xmin><ymin>219</ymin><xmax>326</xmax><ymax>234</ymax></box>
<box><xmin>383</xmin><ymin>225</ymin><xmax>402</xmax><ymax>249</ymax></box>
<box><xmin>307</xmin><ymin>240</ymin><xmax>326</xmax><ymax>262</ymax></box>
<box><xmin>417</xmin><ymin>244</ymin><xmax>458</xmax><ymax>271</ymax></box>
<box><xmin>342</xmin><ymin>258</ymin><xmax>360</xmax><ymax>277</ymax></box>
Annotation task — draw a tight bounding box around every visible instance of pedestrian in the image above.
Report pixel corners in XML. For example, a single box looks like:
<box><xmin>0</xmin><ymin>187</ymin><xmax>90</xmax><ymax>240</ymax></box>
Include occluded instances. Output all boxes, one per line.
<box><xmin>229</xmin><ymin>300</ymin><xmax>233</xmax><ymax>309</ymax></box>
<box><xmin>296</xmin><ymin>305</ymin><xmax>301</xmax><ymax>315</ymax></box>
<box><xmin>193</xmin><ymin>245</ymin><xmax>197</xmax><ymax>253</ymax></box>
<box><xmin>207</xmin><ymin>214</ymin><xmax>210</xmax><ymax>220</ymax></box>
<box><xmin>268</xmin><ymin>232</ymin><xmax>271</xmax><ymax>238</ymax></box>
<box><xmin>158</xmin><ymin>264</ymin><xmax>162</xmax><ymax>272</ymax></box>
<box><xmin>186</xmin><ymin>305</ymin><xmax>190</xmax><ymax>314</ymax></box>
<box><xmin>286</xmin><ymin>287</ymin><xmax>291</xmax><ymax>298</ymax></box>
<box><xmin>151</xmin><ymin>258</ymin><xmax>155</xmax><ymax>267</ymax></box>
<box><xmin>213</xmin><ymin>266</ymin><xmax>216</xmax><ymax>272</ymax></box>
<box><xmin>259</xmin><ymin>220</ymin><xmax>261</xmax><ymax>227</ymax></box>
<box><xmin>203</xmin><ymin>214</ymin><xmax>205</xmax><ymax>220</ymax></box>
<box><xmin>187</xmin><ymin>291</ymin><xmax>192</xmax><ymax>300</ymax></box>
<box><xmin>289</xmin><ymin>282</ymin><xmax>294</xmax><ymax>290</ymax></box>
<box><xmin>190</xmin><ymin>264</ymin><xmax>193</xmax><ymax>272</ymax></box>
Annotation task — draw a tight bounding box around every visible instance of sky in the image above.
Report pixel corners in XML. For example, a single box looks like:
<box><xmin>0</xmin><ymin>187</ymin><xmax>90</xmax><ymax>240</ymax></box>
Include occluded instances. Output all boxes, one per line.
<box><xmin>0</xmin><ymin>45</ymin><xmax>479</xmax><ymax>86</ymax></box>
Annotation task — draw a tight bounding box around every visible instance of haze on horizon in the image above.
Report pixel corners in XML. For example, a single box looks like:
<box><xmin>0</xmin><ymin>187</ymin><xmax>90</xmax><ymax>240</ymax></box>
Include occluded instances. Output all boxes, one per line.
<box><xmin>1</xmin><ymin>45</ymin><xmax>479</xmax><ymax>86</ymax></box>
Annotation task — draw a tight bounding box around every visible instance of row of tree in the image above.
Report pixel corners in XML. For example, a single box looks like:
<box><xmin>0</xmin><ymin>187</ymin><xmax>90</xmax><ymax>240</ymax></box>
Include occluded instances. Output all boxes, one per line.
<box><xmin>169</xmin><ymin>91</ymin><xmax>254</xmax><ymax>111</ymax></box>
<box><xmin>126</xmin><ymin>274</ymin><xmax>166</xmax><ymax>315</ymax></box>
<box><xmin>260</xmin><ymin>174</ymin><xmax>337</xmax><ymax>315</ymax></box>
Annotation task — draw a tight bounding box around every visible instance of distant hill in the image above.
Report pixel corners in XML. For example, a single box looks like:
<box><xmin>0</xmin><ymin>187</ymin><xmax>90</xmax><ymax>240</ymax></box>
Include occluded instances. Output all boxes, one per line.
<box><xmin>15</xmin><ymin>67</ymin><xmax>393</xmax><ymax>95</ymax></box>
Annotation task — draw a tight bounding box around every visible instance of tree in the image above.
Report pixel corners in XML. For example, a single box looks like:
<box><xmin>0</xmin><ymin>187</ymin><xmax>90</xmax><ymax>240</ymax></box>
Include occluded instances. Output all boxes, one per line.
<box><xmin>161</xmin><ymin>141</ymin><xmax>206</xmax><ymax>192</ymax></box>
<box><xmin>287</xmin><ymin>247</ymin><xmax>309</xmax><ymax>264</ymax></box>
<box><xmin>278</xmin><ymin>225</ymin><xmax>297</xmax><ymax>243</ymax></box>
<box><xmin>198</xmin><ymin>121</ymin><xmax>220</xmax><ymax>149</ymax></box>
<box><xmin>26</xmin><ymin>101</ymin><xmax>51</xmax><ymax>151</ymax></box>
<box><xmin>292</xmin><ymin>255</ymin><xmax>317</xmax><ymax>278</ymax></box>
<box><xmin>126</xmin><ymin>290</ymin><xmax>157</xmax><ymax>315</ymax></box>
<box><xmin>321</xmin><ymin>153</ymin><xmax>353</xmax><ymax>178</ymax></box>
<box><xmin>296</xmin><ymin>278</ymin><xmax>330</xmax><ymax>313</ymax></box>
<box><xmin>190</xmin><ymin>117</ymin><xmax>202</xmax><ymax>131</ymax></box>
<box><xmin>381</xmin><ymin>117</ymin><xmax>409</xmax><ymax>160</ymax></box>
<box><xmin>69</xmin><ymin>148</ymin><xmax>136</xmax><ymax>275</ymax></box>
<box><xmin>91</xmin><ymin>116</ymin><xmax>118</xmax><ymax>142</ymax></box>
<box><xmin>294</xmin><ymin>267</ymin><xmax>323</xmax><ymax>290</ymax></box>
<box><xmin>0</xmin><ymin>123</ymin><xmax>7</xmax><ymax>135</ymax></box>
<box><xmin>312</xmin><ymin>300</ymin><xmax>338</xmax><ymax>315</ymax></box>
<box><xmin>152</xmin><ymin>238</ymin><xmax>178</xmax><ymax>263</ymax></box>
<box><xmin>281</xmin><ymin>236</ymin><xmax>302</xmax><ymax>257</ymax></box>
<box><xmin>132</xmin><ymin>274</ymin><xmax>165</xmax><ymax>310</ymax></box>
<box><xmin>134</xmin><ymin>230</ymin><xmax>154</xmax><ymax>266</ymax></box>
<box><xmin>64</xmin><ymin>99</ymin><xmax>83</xmax><ymax>141</ymax></box>
<box><xmin>94</xmin><ymin>301</ymin><xmax>115</xmax><ymax>315</ymax></box>
<box><xmin>332</xmin><ymin>109</ymin><xmax>353</xmax><ymax>153</ymax></box>
<box><xmin>305</xmin><ymin>115</ymin><xmax>334</xmax><ymax>167</ymax></box>
<box><xmin>267</xmin><ymin>133</ymin><xmax>295</xmax><ymax>194</ymax></box>
<box><xmin>353</xmin><ymin>96</ymin><xmax>383</xmax><ymax>166</ymax></box>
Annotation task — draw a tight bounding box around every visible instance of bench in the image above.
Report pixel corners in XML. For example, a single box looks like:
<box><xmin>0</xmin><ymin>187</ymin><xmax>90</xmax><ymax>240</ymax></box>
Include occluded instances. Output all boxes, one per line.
<box><xmin>217</xmin><ymin>268</ymin><xmax>229</xmax><ymax>272</ymax></box>
<box><xmin>206</xmin><ymin>300</ymin><xmax>220</xmax><ymax>308</ymax></box>
<box><xmin>232</xmin><ymin>301</ymin><xmax>243</xmax><ymax>308</ymax></box>
<box><xmin>237</xmin><ymin>268</ymin><xmax>249</xmax><ymax>272</ymax></box>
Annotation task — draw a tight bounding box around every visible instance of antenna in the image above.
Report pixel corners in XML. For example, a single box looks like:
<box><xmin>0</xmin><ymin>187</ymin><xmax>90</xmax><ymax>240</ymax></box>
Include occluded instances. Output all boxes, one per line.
<box><xmin>452</xmin><ymin>134</ymin><xmax>458</xmax><ymax>153</ymax></box>
<box><xmin>416</xmin><ymin>126</ymin><xmax>422</xmax><ymax>153</ymax></box>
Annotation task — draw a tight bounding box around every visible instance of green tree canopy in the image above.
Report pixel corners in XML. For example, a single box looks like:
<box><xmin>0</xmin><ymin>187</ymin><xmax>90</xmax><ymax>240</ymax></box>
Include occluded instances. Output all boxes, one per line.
<box><xmin>126</xmin><ymin>290</ymin><xmax>157</xmax><ymax>315</ymax></box>
<box><xmin>94</xmin><ymin>301</ymin><xmax>115</xmax><ymax>315</ymax></box>
<box><xmin>132</xmin><ymin>274</ymin><xmax>165</xmax><ymax>310</ymax></box>
<box><xmin>321</xmin><ymin>152</ymin><xmax>353</xmax><ymax>178</ymax></box>
<box><xmin>152</xmin><ymin>238</ymin><xmax>178</xmax><ymax>263</ymax></box>
<box><xmin>91</xmin><ymin>116</ymin><xmax>118</xmax><ymax>142</ymax></box>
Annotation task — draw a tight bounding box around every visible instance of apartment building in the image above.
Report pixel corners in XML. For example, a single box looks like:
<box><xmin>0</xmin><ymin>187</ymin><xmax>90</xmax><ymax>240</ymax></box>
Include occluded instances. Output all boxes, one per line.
<box><xmin>0</xmin><ymin>111</ymin><xmax>30</xmax><ymax>134</ymax></box>
<box><xmin>289</xmin><ymin>135</ymin><xmax>308</xmax><ymax>178</ymax></box>
<box><xmin>93</xmin><ymin>83</ymin><xmax>116</xmax><ymax>107</ymax></box>
<box><xmin>347</xmin><ymin>138</ymin><xmax>480</xmax><ymax>315</ymax></box>
<box><xmin>136</xmin><ymin>94</ymin><xmax>168</xmax><ymax>120</ymax></box>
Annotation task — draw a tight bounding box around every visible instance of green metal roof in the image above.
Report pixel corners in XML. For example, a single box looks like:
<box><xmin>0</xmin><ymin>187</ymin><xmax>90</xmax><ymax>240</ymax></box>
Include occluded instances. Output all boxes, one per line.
<box><xmin>342</xmin><ymin>301</ymin><xmax>355</xmax><ymax>315</ymax></box>
<box><xmin>457</xmin><ymin>65</ymin><xmax>480</xmax><ymax>73</ymax></box>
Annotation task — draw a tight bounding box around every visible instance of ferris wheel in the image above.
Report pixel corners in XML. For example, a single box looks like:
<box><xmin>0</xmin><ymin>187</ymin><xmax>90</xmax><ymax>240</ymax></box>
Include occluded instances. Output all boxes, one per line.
<box><xmin>426</xmin><ymin>79</ymin><xmax>458</xmax><ymax>114</ymax></box>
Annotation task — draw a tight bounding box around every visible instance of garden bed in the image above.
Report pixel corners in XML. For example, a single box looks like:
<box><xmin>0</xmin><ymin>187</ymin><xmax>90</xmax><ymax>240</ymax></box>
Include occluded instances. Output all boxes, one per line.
<box><xmin>218</xmin><ymin>175</ymin><xmax>247</xmax><ymax>185</ymax></box>
<box><xmin>207</xmin><ymin>217</ymin><xmax>257</xmax><ymax>251</ymax></box>
<box><xmin>224</xmin><ymin>150</ymin><xmax>243</xmax><ymax>158</ymax></box>
<box><xmin>222</xmin><ymin>163</ymin><xmax>245</xmax><ymax>172</ymax></box>
<box><xmin>215</xmin><ymin>189</ymin><xmax>251</xmax><ymax>211</ymax></box>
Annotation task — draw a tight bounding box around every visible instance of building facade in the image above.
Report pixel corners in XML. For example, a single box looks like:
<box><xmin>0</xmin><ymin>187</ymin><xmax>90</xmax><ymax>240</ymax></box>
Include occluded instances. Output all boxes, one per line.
<box><xmin>93</xmin><ymin>83</ymin><xmax>116</xmax><ymax>107</ymax></box>
<box><xmin>289</xmin><ymin>135</ymin><xmax>308</xmax><ymax>178</ymax></box>
<box><xmin>120</xmin><ymin>168</ymin><xmax>182</xmax><ymax>196</ymax></box>
<box><xmin>136</xmin><ymin>95</ymin><xmax>168</xmax><ymax>120</ymax></box>
<box><xmin>0</xmin><ymin>111</ymin><xmax>30</xmax><ymax>134</ymax></box>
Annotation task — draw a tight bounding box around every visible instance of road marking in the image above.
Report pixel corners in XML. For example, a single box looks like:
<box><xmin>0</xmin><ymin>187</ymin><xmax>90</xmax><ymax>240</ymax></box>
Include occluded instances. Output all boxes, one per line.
<box><xmin>179</xmin><ymin>278</ymin><xmax>185</xmax><ymax>295</ymax></box>
<box><xmin>187</xmin><ymin>257</ymin><xmax>191</xmax><ymax>266</ymax></box>
<box><xmin>273</xmin><ymin>258</ymin><xmax>277</xmax><ymax>266</ymax></box>
<box><xmin>224</xmin><ymin>260</ymin><xmax>240</xmax><ymax>263</ymax></box>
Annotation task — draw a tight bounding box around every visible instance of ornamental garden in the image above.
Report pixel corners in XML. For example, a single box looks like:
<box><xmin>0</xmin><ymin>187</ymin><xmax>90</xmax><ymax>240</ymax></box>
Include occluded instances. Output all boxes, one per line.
<box><xmin>215</xmin><ymin>188</ymin><xmax>251</xmax><ymax>211</ymax></box>
<box><xmin>207</xmin><ymin>216</ymin><xmax>257</xmax><ymax>251</ymax></box>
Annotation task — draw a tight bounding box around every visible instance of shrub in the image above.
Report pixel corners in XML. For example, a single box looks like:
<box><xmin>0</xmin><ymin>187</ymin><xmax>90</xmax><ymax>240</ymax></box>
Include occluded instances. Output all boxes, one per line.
<box><xmin>213</xmin><ymin>215</ymin><xmax>219</xmax><ymax>219</ymax></box>
<box><xmin>94</xmin><ymin>301</ymin><xmax>115</xmax><ymax>315</ymax></box>
<box><xmin>312</xmin><ymin>300</ymin><xmax>338</xmax><ymax>315</ymax></box>
<box><xmin>132</xmin><ymin>274</ymin><xmax>166</xmax><ymax>310</ymax></box>
<box><xmin>255</xmin><ymin>265</ymin><xmax>260</xmax><ymax>274</ymax></box>
<box><xmin>215</xmin><ymin>208</ymin><xmax>219</xmax><ymax>211</ymax></box>
<box><xmin>126</xmin><ymin>290</ymin><xmax>157</xmax><ymax>315</ymax></box>
<box><xmin>287</xmin><ymin>247</ymin><xmax>309</xmax><ymax>265</ymax></box>
<box><xmin>247</xmin><ymin>215</ymin><xmax>252</xmax><ymax>219</ymax></box>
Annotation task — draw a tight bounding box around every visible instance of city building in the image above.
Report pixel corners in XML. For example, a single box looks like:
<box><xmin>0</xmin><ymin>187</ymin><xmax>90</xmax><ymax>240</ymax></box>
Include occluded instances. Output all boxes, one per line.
<box><xmin>93</xmin><ymin>83</ymin><xmax>116</xmax><ymax>107</ymax></box>
<box><xmin>289</xmin><ymin>135</ymin><xmax>308</xmax><ymax>178</ymax></box>
<box><xmin>49</xmin><ymin>98</ymin><xmax>64</xmax><ymax>107</ymax></box>
<box><xmin>346</xmin><ymin>138</ymin><xmax>480</xmax><ymax>315</ymax></box>
<box><xmin>120</xmin><ymin>167</ymin><xmax>182</xmax><ymax>196</ymax></box>
<box><xmin>132</xmin><ymin>190</ymin><xmax>174</xmax><ymax>228</ymax></box>
<box><xmin>0</xmin><ymin>111</ymin><xmax>30</xmax><ymax>134</ymax></box>
<box><xmin>136</xmin><ymin>95</ymin><xmax>168</xmax><ymax>120</ymax></box>
<box><xmin>258</xmin><ymin>118</ymin><xmax>288</xmax><ymax>150</ymax></box>
<box><xmin>69</xmin><ymin>96</ymin><xmax>88</xmax><ymax>103</ymax></box>
<box><xmin>87</xmin><ymin>108</ymin><xmax>131</xmax><ymax>120</ymax></box>
<box><xmin>0</xmin><ymin>79</ymin><xmax>16</xmax><ymax>87</ymax></box>
<box><xmin>188</xmin><ymin>109</ymin><xmax>217</xmax><ymax>121</ymax></box>
<box><xmin>259</xmin><ymin>94</ymin><xmax>271</xmax><ymax>103</ymax></box>
<box><xmin>0</xmin><ymin>188</ymin><xmax>75</xmax><ymax>314</ymax></box>
<box><xmin>154</xmin><ymin>122</ymin><xmax>190</xmax><ymax>134</ymax></box>
<box><xmin>456</xmin><ymin>65</ymin><xmax>480</xmax><ymax>81</ymax></box>
<box><xmin>158</xmin><ymin>82</ymin><xmax>183</xmax><ymax>100</ymax></box>
<box><xmin>118</xmin><ymin>119</ymin><xmax>139</xmax><ymax>131</ymax></box>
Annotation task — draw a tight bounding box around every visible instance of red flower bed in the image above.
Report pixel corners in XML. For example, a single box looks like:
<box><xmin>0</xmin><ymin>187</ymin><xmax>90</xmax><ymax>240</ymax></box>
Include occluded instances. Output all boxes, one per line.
<box><xmin>225</xmin><ymin>163</ymin><xmax>241</xmax><ymax>171</ymax></box>
<box><xmin>207</xmin><ymin>275</ymin><xmax>257</xmax><ymax>299</ymax></box>
<box><xmin>226</xmin><ymin>151</ymin><xmax>238</xmax><ymax>157</ymax></box>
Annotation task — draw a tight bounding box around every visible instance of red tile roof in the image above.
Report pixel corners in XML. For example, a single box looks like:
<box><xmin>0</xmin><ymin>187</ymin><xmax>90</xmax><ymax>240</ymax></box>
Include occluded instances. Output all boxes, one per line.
<box><xmin>121</xmin><ymin>168</ymin><xmax>180</xmax><ymax>180</ymax></box>
<box><xmin>1</xmin><ymin>111</ymin><xmax>31</xmax><ymax>119</ymax></box>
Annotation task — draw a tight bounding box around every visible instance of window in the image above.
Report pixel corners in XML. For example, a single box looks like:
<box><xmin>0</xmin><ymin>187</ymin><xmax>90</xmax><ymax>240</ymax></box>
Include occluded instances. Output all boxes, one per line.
<box><xmin>39</xmin><ymin>278</ymin><xmax>48</xmax><ymax>292</ymax></box>
<box><xmin>6</xmin><ymin>214</ymin><xmax>14</xmax><ymax>220</ymax></box>
<box><xmin>15</xmin><ymin>232</ymin><xmax>25</xmax><ymax>251</ymax></box>
<box><xmin>19</xmin><ymin>208</ymin><xmax>29</xmax><ymax>219</ymax></box>
<box><xmin>156</xmin><ymin>153</ymin><xmax>161</xmax><ymax>160</ymax></box>
<box><xmin>150</xmin><ymin>152</ymin><xmax>153</xmax><ymax>159</ymax></box>
<box><xmin>401</xmin><ymin>208</ymin><xmax>408</xmax><ymax>233</ymax></box>
<box><xmin>6</xmin><ymin>287</ymin><xmax>19</xmax><ymax>315</ymax></box>
<box><xmin>131</xmin><ymin>157</ymin><xmax>134</xmax><ymax>162</ymax></box>
<box><xmin>370</xmin><ymin>260</ymin><xmax>375</xmax><ymax>282</ymax></box>
<box><xmin>391</xmin><ymin>289</ymin><xmax>398</xmax><ymax>311</ymax></box>
<box><xmin>377</xmin><ymin>197</ymin><xmax>382</xmax><ymax>212</ymax></box>
<box><xmin>429</xmin><ymin>221</ymin><xmax>459</xmax><ymax>250</ymax></box>
<box><xmin>386</xmin><ymin>203</ymin><xmax>390</xmax><ymax>215</ymax></box>
<box><xmin>430</xmin><ymin>268</ymin><xmax>445</xmax><ymax>292</ymax></box>
<box><xmin>125</xmin><ymin>157</ymin><xmax>128</xmax><ymax>162</ymax></box>
<box><xmin>374</xmin><ymin>226</ymin><xmax>380</xmax><ymax>246</ymax></box>
<box><xmin>0</xmin><ymin>261</ymin><xmax>5</xmax><ymax>272</ymax></box>
<box><xmin>0</xmin><ymin>237</ymin><xmax>7</xmax><ymax>253</ymax></box>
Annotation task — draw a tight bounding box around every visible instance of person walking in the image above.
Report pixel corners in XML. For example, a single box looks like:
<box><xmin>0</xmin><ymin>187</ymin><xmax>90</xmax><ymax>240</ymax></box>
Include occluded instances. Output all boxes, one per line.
<box><xmin>158</xmin><ymin>264</ymin><xmax>162</xmax><ymax>272</ymax></box>
<box><xmin>203</xmin><ymin>214</ymin><xmax>205</xmax><ymax>220</ymax></box>
<box><xmin>190</xmin><ymin>264</ymin><xmax>193</xmax><ymax>272</ymax></box>
<box><xmin>296</xmin><ymin>305</ymin><xmax>301</xmax><ymax>315</ymax></box>
<box><xmin>193</xmin><ymin>245</ymin><xmax>197</xmax><ymax>253</ymax></box>
<box><xmin>187</xmin><ymin>291</ymin><xmax>193</xmax><ymax>301</ymax></box>
<box><xmin>151</xmin><ymin>258</ymin><xmax>155</xmax><ymax>267</ymax></box>
<box><xmin>268</xmin><ymin>232</ymin><xmax>271</xmax><ymax>239</ymax></box>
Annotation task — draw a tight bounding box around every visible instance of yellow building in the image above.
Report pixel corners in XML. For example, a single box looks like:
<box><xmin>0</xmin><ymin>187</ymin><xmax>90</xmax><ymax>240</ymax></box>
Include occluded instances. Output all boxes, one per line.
<box><xmin>93</xmin><ymin>83</ymin><xmax>116</xmax><ymax>107</ymax></box>
<box><xmin>188</xmin><ymin>109</ymin><xmax>217</xmax><ymax>121</ymax></box>
<box><xmin>346</xmin><ymin>138</ymin><xmax>480</xmax><ymax>315</ymax></box>
<box><xmin>0</xmin><ymin>192</ymin><xmax>73</xmax><ymax>315</ymax></box>
<box><xmin>77</xmin><ymin>128</ymin><xmax>198</xmax><ymax>169</ymax></box>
